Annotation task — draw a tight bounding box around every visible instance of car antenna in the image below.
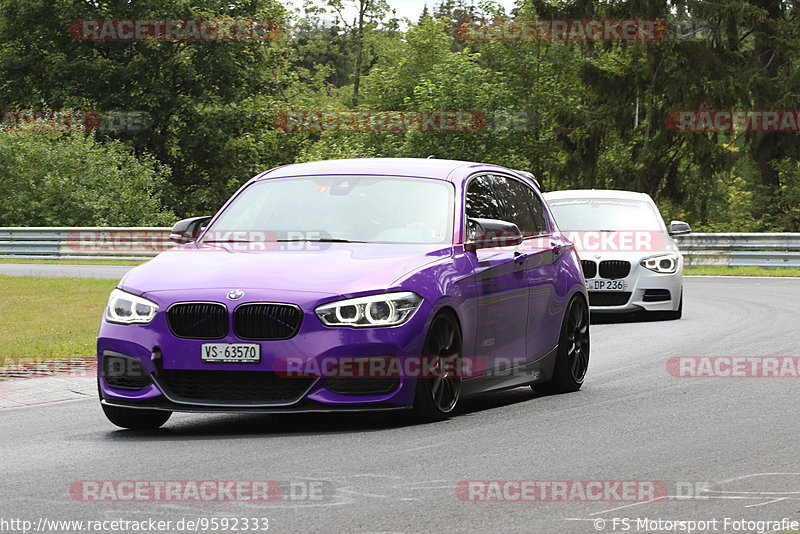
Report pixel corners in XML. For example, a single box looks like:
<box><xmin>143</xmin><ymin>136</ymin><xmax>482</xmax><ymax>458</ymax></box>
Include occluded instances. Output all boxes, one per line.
<box><xmin>427</xmin><ymin>155</ymin><xmax>435</xmax><ymax>159</ymax></box>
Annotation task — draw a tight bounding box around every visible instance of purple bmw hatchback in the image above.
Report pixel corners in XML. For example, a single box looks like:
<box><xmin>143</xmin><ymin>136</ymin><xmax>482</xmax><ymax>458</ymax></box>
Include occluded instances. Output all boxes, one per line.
<box><xmin>98</xmin><ymin>158</ymin><xmax>589</xmax><ymax>428</ymax></box>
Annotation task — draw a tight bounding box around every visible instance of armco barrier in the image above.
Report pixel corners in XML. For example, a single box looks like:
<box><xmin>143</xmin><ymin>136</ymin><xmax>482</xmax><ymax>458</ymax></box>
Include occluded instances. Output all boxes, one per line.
<box><xmin>673</xmin><ymin>233</ymin><xmax>800</xmax><ymax>267</ymax></box>
<box><xmin>0</xmin><ymin>227</ymin><xmax>172</xmax><ymax>261</ymax></box>
<box><xmin>0</xmin><ymin>228</ymin><xmax>799</xmax><ymax>266</ymax></box>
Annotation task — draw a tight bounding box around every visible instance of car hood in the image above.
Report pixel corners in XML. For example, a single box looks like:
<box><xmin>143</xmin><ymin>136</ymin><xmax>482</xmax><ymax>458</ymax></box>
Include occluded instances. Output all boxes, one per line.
<box><xmin>119</xmin><ymin>242</ymin><xmax>451</xmax><ymax>298</ymax></box>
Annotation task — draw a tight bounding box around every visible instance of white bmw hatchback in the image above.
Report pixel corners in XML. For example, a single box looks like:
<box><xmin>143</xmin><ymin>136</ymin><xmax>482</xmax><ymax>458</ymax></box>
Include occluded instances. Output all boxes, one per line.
<box><xmin>543</xmin><ymin>190</ymin><xmax>690</xmax><ymax>319</ymax></box>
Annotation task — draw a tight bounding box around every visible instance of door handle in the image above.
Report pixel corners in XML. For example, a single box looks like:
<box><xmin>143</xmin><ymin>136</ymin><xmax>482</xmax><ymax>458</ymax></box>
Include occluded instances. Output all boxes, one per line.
<box><xmin>513</xmin><ymin>251</ymin><xmax>525</xmax><ymax>265</ymax></box>
<box><xmin>550</xmin><ymin>242</ymin><xmax>562</xmax><ymax>255</ymax></box>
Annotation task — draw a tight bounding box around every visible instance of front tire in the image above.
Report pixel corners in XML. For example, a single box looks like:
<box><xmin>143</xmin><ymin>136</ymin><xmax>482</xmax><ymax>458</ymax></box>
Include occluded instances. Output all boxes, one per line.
<box><xmin>535</xmin><ymin>295</ymin><xmax>589</xmax><ymax>395</ymax></box>
<box><xmin>101</xmin><ymin>403</ymin><xmax>171</xmax><ymax>430</ymax></box>
<box><xmin>413</xmin><ymin>310</ymin><xmax>462</xmax><ymax>422</ymax></box>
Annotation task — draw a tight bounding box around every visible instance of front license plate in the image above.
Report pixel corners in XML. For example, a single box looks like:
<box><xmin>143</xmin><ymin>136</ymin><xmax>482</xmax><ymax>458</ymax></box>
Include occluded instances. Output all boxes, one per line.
<box><xmin>588</xmin><ymin>279</ymin><xmax>626</xmax><ymax>291</ymax></box>
<box><xmin>201</xmin><ymin>343</ymin><xmax>260</xmax><ymax>363</ymax></box>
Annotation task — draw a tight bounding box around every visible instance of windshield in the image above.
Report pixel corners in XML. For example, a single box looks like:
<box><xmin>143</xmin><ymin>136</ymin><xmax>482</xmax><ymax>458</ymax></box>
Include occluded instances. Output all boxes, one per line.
<box><xmin>205</xmin><ymin>175</ymin><xmax>454</xmax><ymax>244</ymax></box>
<box><xmin>547</xmin><ymin>197</ymin><xmax>665</xmax><ymax>232</ymax></box>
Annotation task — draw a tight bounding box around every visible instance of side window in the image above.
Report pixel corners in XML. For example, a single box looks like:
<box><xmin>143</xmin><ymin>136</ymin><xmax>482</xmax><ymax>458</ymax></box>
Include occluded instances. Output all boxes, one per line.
<box><xmin>465</xmin><ymin>175</ymin><xmax>504</xmax><ymax>220</ymax></box>
<box><xmin>519</xmin><ymin>182</ymin><xmax>549</xmax><ymax>235</ymax></box>
<box><xmin>491</xmin><ymin>175</ymin><xmax>549</xmax><ymax>237</ymax></box>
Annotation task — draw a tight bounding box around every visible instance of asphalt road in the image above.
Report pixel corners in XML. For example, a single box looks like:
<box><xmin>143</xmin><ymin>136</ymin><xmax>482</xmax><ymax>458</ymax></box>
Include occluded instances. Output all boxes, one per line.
<box><xmin>1</xmin><ymin>277</ymin><xmax>799</xmax><ymax>534</ymax></box>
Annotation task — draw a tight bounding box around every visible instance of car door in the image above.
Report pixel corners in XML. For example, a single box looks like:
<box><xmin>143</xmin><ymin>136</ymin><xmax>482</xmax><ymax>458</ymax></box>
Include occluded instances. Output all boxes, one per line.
<box><xmin>465</xmin><ymin>174</ymin><xmax>529</xmax><ymax>374</ymax></box>
<box><xmin>489</xmin><ymin>174</ymin><xmax>561</xmax><ymax>362</ymax></box>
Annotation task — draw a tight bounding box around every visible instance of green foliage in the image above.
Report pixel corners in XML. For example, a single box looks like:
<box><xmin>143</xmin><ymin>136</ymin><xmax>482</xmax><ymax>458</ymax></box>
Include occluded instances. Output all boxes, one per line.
<box><xmin>0</xmin><ymin>130</ymin><xmax>174</xmax><ymax>226</ymax></box>
<box><xmin>0</xmin><ymin>0</ymin><xmax>798</xmax><ymax>231</ymax></box>
<box><xmin>0</xmin><ymin>0</ymin><xmax>296</xmax><ymax>217</ymax></box>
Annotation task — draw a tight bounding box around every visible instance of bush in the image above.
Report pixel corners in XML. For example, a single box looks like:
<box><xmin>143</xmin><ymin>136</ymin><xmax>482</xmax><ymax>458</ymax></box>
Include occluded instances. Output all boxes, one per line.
<box><xmin>0</xmin><ymin>130</ymin><xmax>174</xmax><ymax>226</ymax></box>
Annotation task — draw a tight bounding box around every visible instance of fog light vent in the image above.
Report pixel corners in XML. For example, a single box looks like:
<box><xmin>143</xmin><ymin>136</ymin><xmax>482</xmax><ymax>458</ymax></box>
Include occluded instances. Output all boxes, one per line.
<box><xmin>102</xmin><ymin>352</ymin><xmax>152</xmax><ymax>390</ymax></box>
<box><xmin>643</xmin><ymin>289</ymin><xmax>671</xmax><ymax>302</ymax></box>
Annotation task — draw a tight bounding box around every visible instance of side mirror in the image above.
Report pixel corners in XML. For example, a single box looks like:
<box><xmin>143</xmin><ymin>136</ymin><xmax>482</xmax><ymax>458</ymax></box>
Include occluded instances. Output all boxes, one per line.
<box><xmin>169</xmin><ymin>216</ymin><xmax>212</xmax><ymax>244</ymax></box>
<box><xmin>669</xmin><ymin>220</ymin><xmax>692</xmax><ymax>236</ymax></box>
<box><xmin>466</xmin><ymin>218</ymin><xmax>523</xmax><ymax>251</ymax></box>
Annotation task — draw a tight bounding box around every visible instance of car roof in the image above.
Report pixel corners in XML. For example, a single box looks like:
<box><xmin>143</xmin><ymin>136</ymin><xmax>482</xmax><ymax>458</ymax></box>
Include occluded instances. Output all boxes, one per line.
<box><xmin>543</xmin><ymin>189</ymin><xmax>654</xmax><ymax>201</ymax></box>
<box><xmin>252</xmin><ymin>157</ymin><xmax>527</xmax><ymax>184</ymax></box>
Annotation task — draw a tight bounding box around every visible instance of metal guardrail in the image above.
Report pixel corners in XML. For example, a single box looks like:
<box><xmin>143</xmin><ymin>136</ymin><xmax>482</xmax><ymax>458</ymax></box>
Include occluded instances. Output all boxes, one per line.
<box><xmin>1</xmin><ymin>228</ymin><xmax>799</xmax><ymax>267</ymax></box>
<box><xmin>674</xmin><ymin>233</ymin><xmax>800</xmax><ymax>267</ymax></box>
<box><xmin>0</xmin><ymin>227</ymin><xmax>172</xmax><ymax>261</ymax></box>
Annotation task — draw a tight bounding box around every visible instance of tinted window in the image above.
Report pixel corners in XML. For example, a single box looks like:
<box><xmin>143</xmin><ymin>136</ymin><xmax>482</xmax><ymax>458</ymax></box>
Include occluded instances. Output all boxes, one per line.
<box><xmin>491</xmin><ymin>175</ymin><xmax>549</xmax><ymax>236</ymax></box>
<box><xmin>465</xmin><ymin>175</ymin><xmax>504</xmax><ymax>220</ymax></box>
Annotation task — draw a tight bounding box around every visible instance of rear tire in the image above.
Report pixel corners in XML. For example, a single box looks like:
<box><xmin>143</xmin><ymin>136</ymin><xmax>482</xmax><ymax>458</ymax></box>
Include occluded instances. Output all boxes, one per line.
<box><xmin>535</xmin><ymin>296</ymin><xmax>589</xmax><ymax>395</ymax></box>
<box><xmin>413</xmin><ymin>310</ymin><xmax>462</xmax><ymax>423</ymax></box>
<box><xmin>101</xmin><ymin>403</ymin><xmax>171</xmax><ymax>430</ymax></box>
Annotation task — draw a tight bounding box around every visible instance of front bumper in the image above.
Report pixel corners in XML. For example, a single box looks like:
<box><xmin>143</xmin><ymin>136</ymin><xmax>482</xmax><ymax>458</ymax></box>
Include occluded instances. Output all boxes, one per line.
<box><xmin>585</xmin><ymin>260</ymin><xmax>683</xmax><ymax>313</ymax></box>
<box><xmin>97</xmin><ymin>288</ymin><xmax>432</xmax><ymax>412</ymax></box>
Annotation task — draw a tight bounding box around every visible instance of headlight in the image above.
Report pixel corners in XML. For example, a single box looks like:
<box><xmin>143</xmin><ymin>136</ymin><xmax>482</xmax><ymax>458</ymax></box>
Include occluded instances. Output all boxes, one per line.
<box><xmin>315</xmin><ymin>292</ymin><xmax>422</xmax><ymax>328</ymax></box>
<box><xmin>105</xmin><ymin>289</ymin><xmax>159</xmax><ymax>324</ymax></box>
<box><xmin>641</xmin><ymin>254</ymin><xmax>679</xmax><ymax>274</ymax></box>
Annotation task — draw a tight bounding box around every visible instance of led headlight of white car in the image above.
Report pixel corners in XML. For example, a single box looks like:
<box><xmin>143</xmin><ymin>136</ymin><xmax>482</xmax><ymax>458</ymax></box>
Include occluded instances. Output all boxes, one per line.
<box><xmin>105</xmin><ymin>289</ymin><xmax>159</xmax><ymax>324</ymax></box>
<box><xmin>315</xmin><ymin>292</ymin><xmax>422</xmax><ymax>327</ymax></box>
<box><xmin>641</xmin><ymin>254</ymin><xmax>679</xmax><ymax>274</ymax></box>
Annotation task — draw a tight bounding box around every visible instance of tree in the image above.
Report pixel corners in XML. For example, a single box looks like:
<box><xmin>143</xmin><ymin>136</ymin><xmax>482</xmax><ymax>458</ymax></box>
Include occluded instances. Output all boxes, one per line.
<box><xmin>0</xmin><ymin>0</ymin><xmax>298</xmax><ymax>216</ymax></box>
<box><xmin>0</xmin><ymin>130</ymin><xmax>173</xmax><ymax>226</ymax></box>
<box><xmin>326</xmin><ymin>0</ymin><xmax>392</xmax><ymax>106</ymax></box>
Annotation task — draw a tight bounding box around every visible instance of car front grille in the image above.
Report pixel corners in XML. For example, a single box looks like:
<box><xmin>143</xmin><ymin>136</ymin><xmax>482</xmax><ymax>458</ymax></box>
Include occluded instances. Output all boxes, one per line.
<box><xmin>599</xmin><ymin>260</ymin><xmax>631</xmax><ymax>279</ymax></box>
<box><xmin>588</xmin><ymin>291</ymin><xmax>632</xmax><ymax>306</ymax></box>
<box><xmin>159</xmin><ymin>370</ymin><xmax>315</xmax><ymax>404</ymax></box>
<box><xmin>166</xmin><ymin>302</ymin><xmax>303</xmax><ymax>341</ymax></box>
<box><xmin>581</xmin><ymin>260</ymin><xmax>597</xmax><ymax>279</ymax></box>
<box><xmin>167</xmin><ymin>303</ymin><xmax>228</xmax><ymax>339</ymax></box>
<box><xmin>233</xmin><ymin>303</ymin><xmax>303</xmax><ymax>340</ymax></box>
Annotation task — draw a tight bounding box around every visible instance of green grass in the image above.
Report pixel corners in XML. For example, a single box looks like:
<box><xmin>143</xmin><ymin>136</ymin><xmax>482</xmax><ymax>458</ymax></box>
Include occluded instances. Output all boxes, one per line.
<box><xmin>0</xmin><ymin>258</ymin><xmax>146</xmax><ymax>266</ymax></box>
<box><xmin>0</xmin><ymin>275</ymin><xmax>117</xmax><ymax>362</ymax></box>
<box><xmin>684</xmin><ymin>265</ymin><xmax>800</xmax><ymax>277</ymax></box>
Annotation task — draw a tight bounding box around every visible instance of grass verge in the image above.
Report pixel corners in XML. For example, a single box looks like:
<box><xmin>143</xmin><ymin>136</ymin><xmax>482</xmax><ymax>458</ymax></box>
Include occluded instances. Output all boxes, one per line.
<box><xmin>0</xmin><ymin>275</ymin><xmax>116</xmax><ymax>362</ymax></box>
<box><xmin>684</xmin><ymin>265</ymin><xmax>800</xmax><ymax>277</ymax></box>
<box><xmin>0</xmin><ymin>258</ymin><xmax>146</xmax><ymax>266</ymax></box>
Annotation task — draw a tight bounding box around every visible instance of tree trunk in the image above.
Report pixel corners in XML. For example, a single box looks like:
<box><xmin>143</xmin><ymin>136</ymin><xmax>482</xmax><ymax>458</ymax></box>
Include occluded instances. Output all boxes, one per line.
<box><xmin>749</xmin><ymin>0</ymin><xmax>782</xmax><ymax>196</ymax></box>
<box><xmin>352</xmin><ymin>1</ymin><xmax>367</xmax><ymax>107</ymax></box>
